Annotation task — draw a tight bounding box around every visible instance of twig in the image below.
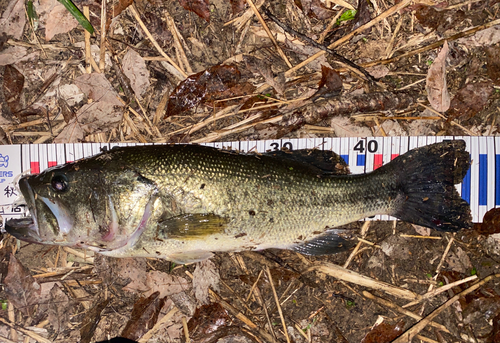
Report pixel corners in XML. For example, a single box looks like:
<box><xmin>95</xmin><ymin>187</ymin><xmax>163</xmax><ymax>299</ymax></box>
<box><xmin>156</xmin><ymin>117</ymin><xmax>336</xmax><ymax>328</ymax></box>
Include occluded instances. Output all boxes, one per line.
<box><xmin>343</xmin><ymin>221</ymin><xmax>371</xmax><ymax>268</ymax></box>
<box><xmin>224</xmin><ymin>0</ymin><xmax>265</xmax><ymax>30</ymax></box>
<box><xmin>318</xmin><ymin>10</ymin><xmax>344</xmax><ymax>44</ymax></box>
<box><xmin>304</xmin><ymin>261</ymin><xmax>421</xmax><ymax>301</ymax></box>
<box><xmin>363</xmin><ymin>18</ymin><xmax>500</xmax><ymax>69</ymax></box>
<box><xmin>99</xmin><ymin>0</ymin><xmax>106</xmax><ymax>72</ymax></box>
<box><xmin>362</xmin><ymin>291</ymin><xmax>450</xmax><ymax>333</ymax></box>
<box><xmin>418</xmin><ymin>103</ymin><xmax>476</xmax><ymax>136</ymax></box>
<box><xmin>266</xmin><ymin>266</ymin><xmax>290</xmax><ymax>343</ymax></box>
<box><xmin>246</xmin><ymin>0</ymin><xmax>292</xmax><ymax>68</ymax></box>
<box><xmin>182</xmin><ymin>316</ymin><xmax>190</xmax><ymax>343</ymax></box>
<box><xmin>129</xmin><ymin>4</ymin><xmax>187</xmax><ymax>79</ymax></box>
<box><xmin>400</xmin><ymin>234</ymin><xmax>441</xmax><ymax>239</ymax></box>
<box><xmin>392</xmin><ymin>274</ymin><xmax>500</xmax><ymax>342</ymax></box>
<box><xmin>191</xmin><ymin>115</ymin><xmax>283</xmax><ymax>143</ymax></box>
<box><xmin>154</xmin><ymin>89</ymin><xmax>170</xmax><ymax>126</ymax></box>
<box><xmin>83</xmin><ymin>6</ymin><xmax>91</xmax><ymax>73</ymax></box>
<box><xmin>165</xmin><ymin>10</ymin><xmax>193</xmax><ymax>74</ymax></box>
<box><xmin>283</xmin><ymin>0</ymin><xmax>413</xmax><ymax>79</ymax></box>
<box><xmin>138</xmin><ymin>307</ymin><xmax>178</xmax><ymax>343</ymax></box>
<box><xmin>263</xmin><ymin>8</ymin><xmax>377</xmax><ymax>84</ymax></box>
<box><xmin>246</xmin><ymin>270</ymin><xmax>263</xmax><ymax>302</ymax></box>
<box><xmin>0</xmin><ymin>317</ymin><xmax>51</xmax><ymax>343</ymax></box>
<box><xmin>210</xmin><ymin>289</ymin><xmax>277</xmax><ymax>343</ymax></box>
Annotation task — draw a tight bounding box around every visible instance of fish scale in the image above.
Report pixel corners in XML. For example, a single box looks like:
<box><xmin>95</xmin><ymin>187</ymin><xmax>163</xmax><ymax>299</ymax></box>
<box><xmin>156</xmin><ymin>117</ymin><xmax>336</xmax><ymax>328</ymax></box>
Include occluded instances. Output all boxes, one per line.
<box><xmin>5</xmin><ymin>141</ymin><xmax>471</xmax><ymax>263</ymax></box>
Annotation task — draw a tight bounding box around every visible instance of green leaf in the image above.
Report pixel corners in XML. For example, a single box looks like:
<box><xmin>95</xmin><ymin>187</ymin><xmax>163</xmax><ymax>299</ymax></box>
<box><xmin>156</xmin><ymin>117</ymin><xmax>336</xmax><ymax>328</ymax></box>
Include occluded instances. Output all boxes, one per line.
<box><xmin>26</xmin><ymin>0</ymin><xmax>39</xmax><ymax>30</ymax></box>
<box><xmin>471</xmin><ymin>267</ymin><xmax>477</xmax><ymax>276</ymax></box>
<box><xmin>346</xmin><ymin>299</ymin><xmax>356</xmax><ymax>308</ymax></box>
<box><xmin>337</xmin><ymin>9</ymin><xmax>356</xmax><ymax>24</ymax></box>
<box><xmin>1</xmin><ymin>300</ymin><xmax>7</xmax><ymax>311</ymax></box>
<box><xmin>57</xmin><ymin>0</ymin><xmax>94</xmax><ymax>34</ymax></box>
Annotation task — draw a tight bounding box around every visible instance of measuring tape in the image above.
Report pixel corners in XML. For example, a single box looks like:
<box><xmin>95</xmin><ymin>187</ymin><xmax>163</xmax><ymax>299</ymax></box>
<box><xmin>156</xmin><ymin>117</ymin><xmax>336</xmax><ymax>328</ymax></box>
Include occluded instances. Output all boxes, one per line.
<box><xmin>0</xmin><ymin>136</ymin><xmax>495</xmax><ymax>227</ymax></box>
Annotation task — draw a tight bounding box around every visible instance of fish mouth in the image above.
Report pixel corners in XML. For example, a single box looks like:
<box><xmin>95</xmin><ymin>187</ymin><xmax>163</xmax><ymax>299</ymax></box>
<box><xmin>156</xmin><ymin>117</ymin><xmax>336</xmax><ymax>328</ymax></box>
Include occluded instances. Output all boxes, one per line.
<box><xmin>5</xmin><ymin>178</ymin><xmax>42</xmax><ymax>243</ymax></box>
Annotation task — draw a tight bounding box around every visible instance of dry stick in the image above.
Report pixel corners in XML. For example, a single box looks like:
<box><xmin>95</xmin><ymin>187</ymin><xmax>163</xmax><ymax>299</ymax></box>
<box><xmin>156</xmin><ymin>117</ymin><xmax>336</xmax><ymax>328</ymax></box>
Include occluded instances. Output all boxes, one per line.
<box><xmin>263</xmin><ymin>8</ymin><xmax>377</xmax><ymax>84</ymax></box>
<box><xmin>129</xmin><ymin>4</ymin><xmax>187</xmax><ymax>79</ymax></box>
<box><xmin>266</xmin><ymin>266</ymin><xmax>291</xmax><ymax>343</ymax></box>
<box><xmin>384</xmin><ymin>15</ymin><xmax>403</xmax><ymax>59</ymax></box>
<box><xmin>318</xmin><ymin>10</ymin><xmax>344</xmax><ymax>44</ymax></box>
<box><xmin>225</xmin><ymin>0</ymin><xmax>265</xmax><ymax>30</ymax></box>
<box><xmin>246</xmin><ymin>0</ymin><xmax>293</xmax><ymax>69</ymax></box>
<box><xmin>7</xmin><ymin>302</ymin><xmax>16</xmax><ymax>342</ymax></box>
<box><xmin>419</xmin><ymin>103</ymin><xmax>476</xmax><ymax>136</ymax></box>
<box><xmin>304</xmin><ymin>262</ymin><xmax>421</xmax><ymax>301</ymax></box>
<box><xmin>137</xmin><ymin>307</ymin><xmax>178</xmax><ymax>343</ymax></box>
<box><xmin>363</xmin><ymin>18</ymin><xmax>500</xmax><ymax>69</ymax></box>
<box><xmin>400</xmin><ymin>234</ymin><xmax>441</xmax><ymax>239</ymax></box>
<box><xmin>165</xmin><ymin>10</ymin><xmax>193</xmax><ymax>74</ymax></box>
<box><xmin>246</xmin><ymin>269</ymin><xmax>264</xmax><ymax>302</ymax></box>
<box><xmin>393</xmin><ymin>274</ymin><xmax>500</xmax><ymax>342</ymax></box>
<box><xmin>132</xmin><ymin>95</ymin><xmax>160</xmax><ymax>137</ymax></box>
<box><xmin>191</xmin><ymin>115</ymin><xmax>283</xmax><ymax>143</ymax></box>
<box><xmin>363</xmin><ymin>291</ymin><xmax>450</xmax><ymax>333</ymax></box>
<box><xmin>0</xmin><ymin>317</ymin><xmax>51</xmax><ymax>343</ymax></box>
<box><xmin>182</xmin><ymin>316</ymin><xmax>190</xmax><ymax>343</ymax></box>
<box><xmin>343</xmin><ymin>221</ymin><xmax>370</xmax><ymax>268</ymax></box>
<box><xmin>209</xmin><ymin>289</ymin><xmax>277</xmax><ymax>343</ymax></box>
<box><xmin>154</xmin><ymin>89</ymin><xmax>170</xmax><ymax>126</ymax></box>
<box><xmin>283</xmin><ymin>0</ymin><xmax>413</xmax><ymax>79</ymax></box>
<box><xmin>421</xmin><ymin>275</ymin><xmax>477</xmax><ymax>301</ymax></box>
<box><xmin>99</xmin><ymin>0</ymin><xmax>106</xmax><ymax>72</ymax></box>
<box><xmin>83</xmin><ymin>6</ymin><xmax>92</xmax><ymax>73</ymax></box>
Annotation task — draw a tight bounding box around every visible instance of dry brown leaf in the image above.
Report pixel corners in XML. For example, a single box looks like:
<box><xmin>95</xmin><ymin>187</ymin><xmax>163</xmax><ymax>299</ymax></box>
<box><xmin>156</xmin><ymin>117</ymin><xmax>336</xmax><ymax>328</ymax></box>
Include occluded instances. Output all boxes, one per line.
<box><xmin>0</xmin><ymin>46</ymin><xmax>28</xmax><ymax>65</ymax></box>
<box><xmin>412</xmin><ymin>224</ymin><xmax>431</xmax><ymax>236</ymax></box>
<box><xmin>3</xmin><ymin>254</ymin><xmax>41</xmax><ymax>316</ymax></box>
<box><xmin>446</xmin><ymin>81</ymin><xmax>493</xmax><ymax>121</ymax></box>
<box><xmin>74</xmin><ymin>73</ymin><xmax>122</xmax><ymax>106</ymax></box>
<box><xmin>486</xmin><ymin>46</ymin><xmax>500</xmax><ymax>84</ymax></box>
<box><xmin>426</xmin><ymin>41</ymin><xmax>450</xmax><ymax>112</ymax></box>
<box><xmin>315</xmin><ymin>65</ymin><xmax>343</xmax><ymax>97</ymax></box>
<box><xmin>178</xmin><ymin>0</ymin><xmax>210</xmax><ymax>22</ymax></box>
<box><xmin>2</xmin><ymin>65</ymin><xmax>25</xmax><ymax>115</ymax></box>
<box><xmin>166</xmin><ymin>64</ymin><xmax>249</xmax><ymax>117</ymax></box>
<box><xmin>361</xmin><ymin>320</ymin><xmax>405</xmax><ymax>343</ymax></box>
<box><xmin>446</xmin><ymin>247</ymin><xmax>473</xmax><ymax>274</ymax></box>
<box><xmin>192</xmin><ymin>259</ymin><xmax>220</xmax><ymax>305</ymax></box>
<box><xmin>145</xmin><ymin>271</ymin><xmax>191</xmax><ymax>298</ymax></box>
<box><xmin>0</xmin><ymin>0</ymin><xmax>26</xmax><ymax>40</ymax></box>
<box><xmin>457</xmin><ymin>25</ymin><xmax>500</xmax><ymax>47</ymax></box>
<box><xmin>367</xmin><ymin>65</ymin><xmax>389</xmax><ymax>79</ymax></box>
<box><xmin>122</xmin><ymin>49</ymin><xmax>150</xmax><ymax>100</ymax></box>
<box><xmin>47</xmin><ymin>284</ymin><xmax>73</xmax><ymax>333</ymax></box>
<box><xmin>44</xmin><ymin>1</ymin><xmax>79</xmax><ymax>41</ymax></box>
<box><xmin>54</xmin><ymin>101</ymin><xmax>123</xmax><ymax>143</ymax></box>
<box><xmin>121</xmin><ymin>292</ymin><xmax>165</xmax><ymax>341</ymax></box>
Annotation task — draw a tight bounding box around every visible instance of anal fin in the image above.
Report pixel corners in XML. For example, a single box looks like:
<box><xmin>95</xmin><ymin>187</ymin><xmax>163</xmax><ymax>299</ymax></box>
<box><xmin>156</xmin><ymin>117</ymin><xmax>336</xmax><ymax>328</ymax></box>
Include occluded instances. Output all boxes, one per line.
<box><xmin>292</xmin><ymin>230</ymin><xmax>354</xmax><ymax>256</ymax></box>
<box><xmin>168</xmin><ymin>251</ymin><xmax>214</xmax><ymax>264</ymax></box>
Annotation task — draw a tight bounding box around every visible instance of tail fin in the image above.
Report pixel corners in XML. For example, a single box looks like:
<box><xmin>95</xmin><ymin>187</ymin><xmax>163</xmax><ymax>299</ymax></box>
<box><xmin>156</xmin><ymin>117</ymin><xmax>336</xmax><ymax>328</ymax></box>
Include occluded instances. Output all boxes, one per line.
<box><xmin>388</xmin><ymin>140</ymin><xmax>471</xmax><ymax>232</ymax></box>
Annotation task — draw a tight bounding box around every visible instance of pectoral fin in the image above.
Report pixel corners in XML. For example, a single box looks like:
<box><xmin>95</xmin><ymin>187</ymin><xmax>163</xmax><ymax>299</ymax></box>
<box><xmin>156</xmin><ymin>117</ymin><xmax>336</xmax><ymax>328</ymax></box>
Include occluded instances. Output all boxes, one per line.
<box><xmin>157</xmin><ymin>213</ymin><xmax>228</xmax><ymax>240</ymax></box>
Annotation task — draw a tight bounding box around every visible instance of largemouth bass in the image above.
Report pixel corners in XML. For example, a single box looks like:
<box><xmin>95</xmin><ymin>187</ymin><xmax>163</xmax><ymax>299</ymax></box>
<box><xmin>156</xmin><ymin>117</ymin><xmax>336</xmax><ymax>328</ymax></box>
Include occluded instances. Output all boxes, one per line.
<box><xmin>5</xmin><ymin>140</ymin><xmax>471</xmax><ymax>263</ymax></box>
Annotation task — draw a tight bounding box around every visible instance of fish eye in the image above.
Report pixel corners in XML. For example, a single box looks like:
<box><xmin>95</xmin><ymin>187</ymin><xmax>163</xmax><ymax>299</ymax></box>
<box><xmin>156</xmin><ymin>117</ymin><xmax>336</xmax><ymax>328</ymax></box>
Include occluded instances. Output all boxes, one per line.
<box><xmin>50</xmin><ymin>174</ymin><xmax>69</xmax><ymax>192</ymax></box>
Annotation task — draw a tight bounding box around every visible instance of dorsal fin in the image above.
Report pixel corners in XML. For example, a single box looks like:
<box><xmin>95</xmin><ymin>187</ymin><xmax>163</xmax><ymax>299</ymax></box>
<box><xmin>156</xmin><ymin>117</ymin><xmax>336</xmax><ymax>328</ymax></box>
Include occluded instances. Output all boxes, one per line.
<box><xmin>263</xmin><ymin>149</ymin><xmax>349</xmax><ymax>175</ymax></box>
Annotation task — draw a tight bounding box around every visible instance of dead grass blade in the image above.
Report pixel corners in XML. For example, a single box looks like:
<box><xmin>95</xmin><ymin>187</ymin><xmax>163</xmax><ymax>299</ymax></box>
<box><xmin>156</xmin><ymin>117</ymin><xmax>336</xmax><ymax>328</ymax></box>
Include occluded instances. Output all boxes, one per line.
<box><xmin>129</xmin><ymin>4</ymin><xmax>187</xmax><ymax>80</ymax></box>
<box><xmin>266</xmin><ymin>266</ymin><xmax>290</xmax><ymax>343</ymax></box>
<box><xmin>363</xmin><ymin>291</ymin><xmax>450</xmax><ymax>333</ymax></box>
<box><xmin>304</xmin><ymin>261</ymin><xmax>421</xmax><ymax>301</ymax></box>
<box><xmin>393</xmin><ymin>274</ymin><xmax>500</xmax><ymax>342</ymax></box>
